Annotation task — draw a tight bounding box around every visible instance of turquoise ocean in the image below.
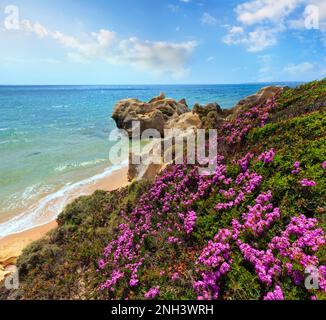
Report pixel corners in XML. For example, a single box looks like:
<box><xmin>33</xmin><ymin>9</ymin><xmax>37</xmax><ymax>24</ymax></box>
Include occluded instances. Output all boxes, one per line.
<box><xmin>0</xmin><ymin>83</ymin><xmax>297</xmax><ymax>237</ymax></box>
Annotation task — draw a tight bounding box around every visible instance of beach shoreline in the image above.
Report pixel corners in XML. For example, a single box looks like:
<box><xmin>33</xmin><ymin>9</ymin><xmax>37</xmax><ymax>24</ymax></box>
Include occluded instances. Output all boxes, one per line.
<box><xmin>0</xmin><ymin>166</ymin><xmax>129</xmax><ymax>282</ymax></box>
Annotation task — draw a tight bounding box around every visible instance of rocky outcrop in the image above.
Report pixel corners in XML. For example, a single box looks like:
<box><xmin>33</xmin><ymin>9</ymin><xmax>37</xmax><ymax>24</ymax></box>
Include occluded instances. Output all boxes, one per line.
<box><xmin>127</xmin><ymin>126</ymin><xmax>198</xmax><ymax>182</ymax></box>
<box><xmin>126</xmin><ymin>112</ymin><xmax>201</xmax><ymax>182</ymax></box>
<box><xmin>128</xmin><ymin>152</ymin><xmax>163</xmax><ymax>182</ymax></box>
<box><xmin>229</xmin><ymin>86</ymin><xmax>282</xmax><ymax>120</ymax></box>
<box><xmin>165</xmin><ymin>111</ymin><xmax>201</xmax><ymax>131</ymax></box>
<box><xmin>193</xmin><ymin>102</ymin><xmax>230</xmax><ymax>129</ymax></box>
<box><xmin>112</xmin><ymin>93</ymin><xmax>191</xmax><ymax>138</ymax></box>
<box><xmin>116</xmin><ymin>87</ymin><xmax>283</xmax><ymax>182</ymax></box>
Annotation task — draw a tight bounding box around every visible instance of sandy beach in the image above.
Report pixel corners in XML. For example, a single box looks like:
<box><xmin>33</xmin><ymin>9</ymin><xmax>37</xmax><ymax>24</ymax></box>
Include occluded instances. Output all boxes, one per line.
<box><xmin>0</xmin><ymin>166</ymin><xmax>129</xmax><ymax>282</ymax></box>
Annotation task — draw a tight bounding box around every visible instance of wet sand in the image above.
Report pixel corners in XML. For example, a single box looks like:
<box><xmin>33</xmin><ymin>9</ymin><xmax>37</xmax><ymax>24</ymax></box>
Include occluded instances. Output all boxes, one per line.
<box><xmin>0</xmin><ymin>166</ymin><xmax>129</xmax><ymax>282</ymax></box>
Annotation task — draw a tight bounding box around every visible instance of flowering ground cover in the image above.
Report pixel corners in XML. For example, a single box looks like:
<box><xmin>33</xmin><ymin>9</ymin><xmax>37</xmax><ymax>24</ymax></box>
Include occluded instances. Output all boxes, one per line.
<box><xmin>2</xmin><ymin>79</ymin><xmax>325</xmax><ymax>300</ymax></box>
<box><xmin>95</xmin><ymin>79</ymin><xmax>325</xmax><ymax>300</ymax></box>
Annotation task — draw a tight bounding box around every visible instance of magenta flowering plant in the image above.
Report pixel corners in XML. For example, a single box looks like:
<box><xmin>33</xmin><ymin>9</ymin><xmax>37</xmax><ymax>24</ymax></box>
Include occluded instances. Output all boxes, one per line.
<box><xmin>194</xmin><ymin>210</ymin><xmax>325</xmax><ymax>299</ymax></box>
<box><xmin>241</xmin><ymin>191</ymin><xmax>280</xmax><ymax>237</ymax></box>
<box><xmin>144</xmin><ymin>286</ymin><xmax>160</xmax><ymax>299</ymax></box>
<box><xmin>98</xmin><ymin>160</ymin><xmax>226</xmax><ymax>295</ymax></box>
<box><xmin>258</xmin><ymin>148</ymin><xmax>276</xmax><ymax>164</ymax></box>
<box><xmin>193</xmin><ymin>229</ymin><xmax>233</xmax><ymax>300</ymax></box>
<box><xmin>193</xmin><ymin>182</ymin><xmax>326</xmax><ymax>300</ymax></box>
<box><xmin>268</xmin><ymin>214</ymin><xmax>325</xmax><ymax>284</ymax></box>
<box><xmin>215</xmin><ymin>171</ymin><xmax>262</xmax><ymax>211</ymax></box>
<box><xmin>220</xmin><ymin>94</ymin><xmax>281</xmax><ymax>146</ymax></box>
<box><xmin>291</xmin><ymin>161</ymin><xmax>302</xmax><ymax>175</ymax></box>
<box><xmin>263</xmin><ymin>285</ymin><xmax>284</xmax><ymax>300</ymax></box>
<box><xmin>322</xmin><ymin>161</ymin><xmax>326</xmax><ymax>170</ymax></box>
<box><xmin>299</xmin><ymin>179</ymin><xmax>317</xmax><ymax>187</ymax></box>
<box><xmin>97</xmin><ymin>91</ymin><xmax>325</xmax><ymax>300</ymax></box>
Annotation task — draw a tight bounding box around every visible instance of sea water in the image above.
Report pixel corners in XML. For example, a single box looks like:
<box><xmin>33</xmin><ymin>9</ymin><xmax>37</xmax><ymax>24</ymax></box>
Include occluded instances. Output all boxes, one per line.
<box><xmin>0</xmin><ymin>83</ymin><xmax>298</xmax><ymax>237</ymax></box>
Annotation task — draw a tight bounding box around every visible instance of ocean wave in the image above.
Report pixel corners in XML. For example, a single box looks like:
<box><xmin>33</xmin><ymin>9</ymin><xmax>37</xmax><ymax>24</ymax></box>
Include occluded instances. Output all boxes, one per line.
<box><xmin>2</xmin><ymin>184</ymin><xmax>55</xmax><ymax>211</ymax></box>
<box><xmin>54</xmin><ymin>159</ymin><xmax>107</xmax><ymax>172</ymax></box>
<box><xmin>0</xmin><ymin>160</ymin><xmax>128</xmax><ymax>238</ymax></box>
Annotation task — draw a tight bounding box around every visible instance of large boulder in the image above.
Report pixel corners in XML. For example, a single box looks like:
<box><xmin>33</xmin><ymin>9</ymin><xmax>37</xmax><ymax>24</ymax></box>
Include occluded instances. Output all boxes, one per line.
<box><xmin>165</xmin><ymin>111</ymin><xmax>202</xmax><ymax>131</ymax></box>
<box><xmin>113</xmin><ymin>93</ymin><xmax>205</xmax><ymax>181</ymax></box>
<box><xmin>193</xmin><ymin>102</ymin><xmax>229</xmax><ymax>129</ymax></box>
<box><xmin>112</xmin><ymin>93</ymin><xmax>190</xmax><ymax>138</ymax></box>
<box><xmin>229</xmin><ymin>86</ymin><xmax>282</xmax><ymax>120</ymax></box>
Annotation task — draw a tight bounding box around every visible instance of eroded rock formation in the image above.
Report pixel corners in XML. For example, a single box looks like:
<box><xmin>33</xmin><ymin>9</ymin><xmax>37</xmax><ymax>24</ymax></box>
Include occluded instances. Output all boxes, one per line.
<box><xmin>112</xmin><ymin>93</ymin><xmax>190</xmax><ymax>138</ymax></box>
<box><xmin>229</xmin><ymin>86</ymin><xmax>282</xmax><ymax>120</ymax></box>
<box><xmin>114</xmin><ymin>87</ymin><xmax>282</xmax><ymax>182</ymax></box>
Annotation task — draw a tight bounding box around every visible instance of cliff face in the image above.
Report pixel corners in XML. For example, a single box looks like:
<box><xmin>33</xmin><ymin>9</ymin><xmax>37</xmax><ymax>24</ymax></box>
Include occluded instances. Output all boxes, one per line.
<box><xmin>1</xmin><ymin>79</ymin><xmax>325</xmax><ymax>300</ymax></box>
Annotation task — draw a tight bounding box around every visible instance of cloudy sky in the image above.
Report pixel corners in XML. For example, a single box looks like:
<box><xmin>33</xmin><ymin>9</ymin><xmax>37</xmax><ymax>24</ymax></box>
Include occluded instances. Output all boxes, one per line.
<box><xmin>0</xmin><ymin>0</ymin><xmax>325</xmax><ymax>84</ymax></box>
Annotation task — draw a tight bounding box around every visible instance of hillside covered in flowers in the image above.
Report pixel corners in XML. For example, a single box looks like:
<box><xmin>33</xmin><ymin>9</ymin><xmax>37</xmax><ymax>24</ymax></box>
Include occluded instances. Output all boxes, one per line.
<box><xmin>1</xmin><ymin>79</ymin><xmax>325</xmax><ymax>300</ymax></box>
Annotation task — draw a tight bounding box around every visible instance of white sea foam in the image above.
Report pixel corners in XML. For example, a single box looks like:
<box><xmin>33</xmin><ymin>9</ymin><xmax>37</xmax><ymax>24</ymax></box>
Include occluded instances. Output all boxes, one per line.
<box><xmin>54</xmin><ymin>158</ymin><xmax>107</xmax><ymax>172</ymax></box>
<box><xmin>2</xmin><ymin>184</ymin><xmax>55</xmax><ymax>211</ymax></box>
<box><xmin>0</xmin><ymin>160</ymin><xmax>128</xmax><ymax>238</ymax></box>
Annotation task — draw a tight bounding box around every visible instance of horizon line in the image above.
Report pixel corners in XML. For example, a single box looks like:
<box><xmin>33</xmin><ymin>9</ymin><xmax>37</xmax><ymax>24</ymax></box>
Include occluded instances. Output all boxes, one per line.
<box><xmin>0</xmin><ymin>81</ymin><xmax>304</xmax><ymax>87</ymax></box>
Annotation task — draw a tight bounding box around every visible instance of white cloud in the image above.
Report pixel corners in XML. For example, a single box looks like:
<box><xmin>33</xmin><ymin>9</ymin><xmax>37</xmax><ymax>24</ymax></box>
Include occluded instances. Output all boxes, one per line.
<box><xmin>224</xmin><ymin>0</ymin><xmax>326</xmax><ymax>52</ymax></box>
<box><xmin>92</xmin><ymin>29</ymin><xmax>116</xmax><ymax>47</ymax></box>
<box><xmin>21</xmin><ymin>19</ymin><xmax>49</xmax><ymax>38</ymax></box>
<box><xmin>310</xmin><ymin>0</ymin><xmax>326</xmax><ymax>21</ymax></box>
<box><xmin>223</xmin><ymin>26</ymin><xmax>278</xmax><ymax>52</ymax></box>
<box><xmin>256</xmin><ymin>56</ymin><xmax>324</xmax><ymax>82</ymax></box>
<box><xmin>201</xmin><ymin>12</ymin><xmax>217</xmax><ymax>25</ymax></box>
<box><xmin>288</xmin><ymin>1</ymin><xmax>326</xmax><ymax>31</ymax></box>
<box><xmin>113</xmin><ymin>38</ymin><xmax>196</xmax><ymax>78</ymax></box>
<box><xmin>14</xmin><ymin>19</ymin><xmax>197</xmax><ymax>79</ymax></box>
<box><xmin>235</xmin><ymin>0</ymin><xmax>303</xmax><ymax>25</ymax></box>
<box><xmin>283</xmin><ymin>61</ymin><xmax>314</xmax><ymax>74</ymax></box>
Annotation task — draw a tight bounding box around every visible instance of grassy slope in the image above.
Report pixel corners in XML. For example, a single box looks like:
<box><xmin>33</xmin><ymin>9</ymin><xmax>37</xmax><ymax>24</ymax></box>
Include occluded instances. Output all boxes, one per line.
<box><xmin>1</xmin><ymin>79</ymin><xmax>325</xmax><ymax>300</ymax></box>
<box><xmin>0</xmin><ymin>182</ymin><xmax>150</xmax><ymax>299</ymax></box>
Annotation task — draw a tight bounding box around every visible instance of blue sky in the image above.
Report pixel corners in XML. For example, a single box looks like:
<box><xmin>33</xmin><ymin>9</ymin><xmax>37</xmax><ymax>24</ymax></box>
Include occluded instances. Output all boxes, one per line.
<box><xmin>0</xmin><ymin>0</ymin><xmax>325</xmax><ymax>84</ymax></box>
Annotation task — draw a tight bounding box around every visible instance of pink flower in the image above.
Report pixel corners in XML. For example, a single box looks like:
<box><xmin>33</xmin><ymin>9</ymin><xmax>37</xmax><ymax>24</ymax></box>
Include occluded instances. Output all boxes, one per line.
<box><xmin>144</xmin><ymin>286</ymin><xmax>160</xmax><ymax>299</ymax></box>
<box><xmin>168</xmin><ymin>236</ymin><xmax>181</xmax><ymax>244</ymax></box>
<box><xmin>291</xmin><ymin>161</ymin><xmax>302</xmax><ymax>174</ymax></box>
<box><xmin>263</xmin><ymin>286</ymin><xmax>284</xmax><ymax>300</ymax></box>
<box><xmin>258</xmin><ymin>148</ymin><xmax>276</xmax><ymax>164</ymax></box>
<box><xmin>129</xmin><ymin>278</ymin><xmax>139</xmax><ymax>287</ymax></box>
<box><xmin>321</xmin><ymin>161</ymin><xmax>326</xmax><ymax>170</ymax></box>
<box><xmin>184</xmin><ymin>210</ymin><xmax>197</xmax><ymax>235</ymax></box>
<box><xmin>98</xmin><ymin>259</ymin><xmax>106</xmax><ymax>269</ymax></box>
<box><xmin>171</xmin><ymin>272</ymin><xmax>180</xmax><ymax>281</ymax></box>
<box><xmin>300</xmin><ymin>179</ymin><xmax>316</xmax><ymax>187</ymax></box>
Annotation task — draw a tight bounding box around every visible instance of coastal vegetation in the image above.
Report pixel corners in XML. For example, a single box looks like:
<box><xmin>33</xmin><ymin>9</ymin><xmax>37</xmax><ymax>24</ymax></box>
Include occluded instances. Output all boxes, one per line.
<box><xmin>0</xmin><ymin>79</ymin><xmax>325</xmax><ymax>300</ymax></box>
